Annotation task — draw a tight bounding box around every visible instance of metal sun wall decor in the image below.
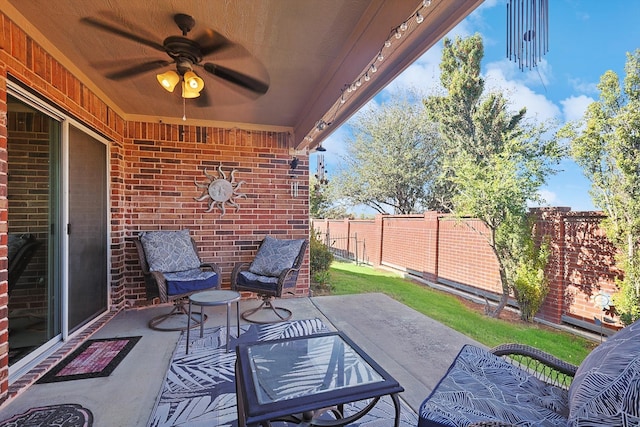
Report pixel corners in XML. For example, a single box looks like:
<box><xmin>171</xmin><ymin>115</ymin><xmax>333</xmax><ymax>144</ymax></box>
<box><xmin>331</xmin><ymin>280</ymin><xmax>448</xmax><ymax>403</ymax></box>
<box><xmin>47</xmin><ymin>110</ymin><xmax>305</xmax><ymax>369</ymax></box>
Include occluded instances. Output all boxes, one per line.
<box><xmin>194</xmin><ymin>165</ymin><xmax>246</xmax><ymax>215</ymax></box>
<box><xmin>506</xmin><ymin>0</ymin><xmax>548</xmax><ymax>71</ymax></box>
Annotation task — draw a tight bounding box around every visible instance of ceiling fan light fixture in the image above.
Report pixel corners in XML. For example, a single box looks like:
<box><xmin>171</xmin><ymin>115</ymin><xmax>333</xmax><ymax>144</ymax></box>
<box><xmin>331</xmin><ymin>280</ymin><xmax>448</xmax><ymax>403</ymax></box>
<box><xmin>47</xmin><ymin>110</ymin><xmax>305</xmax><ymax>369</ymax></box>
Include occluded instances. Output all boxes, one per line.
<box><xmin>181</xmin><ymin>81</ymin><xmax>201</xmax><ymax>98</ymax></box>
<box><xmin>184</xmin><ymin>71</ymin><xmax>205</xmax><ymax>92</ymax></box>
<box><xmin>156</xmin><ymin>70</ymin><xmax>180</xmax><ymax>92</ymax></box>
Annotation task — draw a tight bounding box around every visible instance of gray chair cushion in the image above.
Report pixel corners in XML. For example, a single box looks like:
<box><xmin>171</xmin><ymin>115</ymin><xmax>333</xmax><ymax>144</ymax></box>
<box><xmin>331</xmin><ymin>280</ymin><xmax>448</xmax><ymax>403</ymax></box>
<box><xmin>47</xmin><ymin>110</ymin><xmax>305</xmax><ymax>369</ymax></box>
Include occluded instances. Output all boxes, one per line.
<box><xmin>568</xmin><ymin>318</ymin><xmax>640</xmax><ymax>426</ymax></box>
<box><xmin>418</xmin><ymin>344</ymin><xmax>569</xmax><ymax>427</ymax></box>
<box><xmin>248</xmin><ymin>236</ymin><xmax>305</xmax><ymax>277</ymax></box>
<box><xmin>140</xmin><ymin>230</ymin><xmax>201</xmax><ymax>273</ymax></box>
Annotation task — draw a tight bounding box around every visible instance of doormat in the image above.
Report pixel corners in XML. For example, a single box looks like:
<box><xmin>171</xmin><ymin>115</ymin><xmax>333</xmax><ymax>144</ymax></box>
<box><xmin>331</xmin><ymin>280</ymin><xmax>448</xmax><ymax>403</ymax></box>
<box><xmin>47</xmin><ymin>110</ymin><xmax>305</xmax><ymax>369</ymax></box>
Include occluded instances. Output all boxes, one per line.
<box><xmin>37</xmin><ymin>336</ymin><xmax>141</xmax><ymax>384</ymax></box>
<box><xmin>0</xmin><ymin>403</ymin><xmax>93</xmax><ymax>427</ymax></box>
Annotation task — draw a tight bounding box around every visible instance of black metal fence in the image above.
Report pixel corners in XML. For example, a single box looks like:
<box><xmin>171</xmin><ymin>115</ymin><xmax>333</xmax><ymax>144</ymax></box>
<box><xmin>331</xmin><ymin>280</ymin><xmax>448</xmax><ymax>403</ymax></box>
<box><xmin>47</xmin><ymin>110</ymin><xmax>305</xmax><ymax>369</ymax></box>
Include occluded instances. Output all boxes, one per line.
<box><xmin>321</xmin><ymin>231</ymin><xmax>368</xmax><ymax>265</ymax></box>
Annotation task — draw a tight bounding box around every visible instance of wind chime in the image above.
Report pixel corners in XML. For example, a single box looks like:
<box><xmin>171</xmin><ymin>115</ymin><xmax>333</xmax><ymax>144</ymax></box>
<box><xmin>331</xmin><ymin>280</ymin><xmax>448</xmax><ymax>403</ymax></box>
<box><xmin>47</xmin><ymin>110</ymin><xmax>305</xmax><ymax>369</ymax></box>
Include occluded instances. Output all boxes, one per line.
<box><xmin>506</xmin><ymin>0</ymin><xmax>549</xmax><ymax>71</ymax></box>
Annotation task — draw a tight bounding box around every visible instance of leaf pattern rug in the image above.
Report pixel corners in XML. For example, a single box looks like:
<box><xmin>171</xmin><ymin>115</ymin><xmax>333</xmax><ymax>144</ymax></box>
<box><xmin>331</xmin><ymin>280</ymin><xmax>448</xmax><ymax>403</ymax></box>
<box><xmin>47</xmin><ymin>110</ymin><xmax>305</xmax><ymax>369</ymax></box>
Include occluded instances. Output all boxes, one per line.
<box><xmin>148</xmin><ymin>318</ymin><xmax>418</xmax><ymax>426</ymax></box>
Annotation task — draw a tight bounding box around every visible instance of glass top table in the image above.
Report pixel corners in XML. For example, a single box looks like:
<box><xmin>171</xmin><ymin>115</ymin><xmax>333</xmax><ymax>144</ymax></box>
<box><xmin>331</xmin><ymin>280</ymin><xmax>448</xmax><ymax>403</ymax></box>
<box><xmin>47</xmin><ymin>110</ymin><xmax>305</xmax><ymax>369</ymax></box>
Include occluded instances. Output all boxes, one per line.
<box><xmin>235</xmin><ymin>331</ymin><xmax>404</xmax><ymax>426</ymax></box>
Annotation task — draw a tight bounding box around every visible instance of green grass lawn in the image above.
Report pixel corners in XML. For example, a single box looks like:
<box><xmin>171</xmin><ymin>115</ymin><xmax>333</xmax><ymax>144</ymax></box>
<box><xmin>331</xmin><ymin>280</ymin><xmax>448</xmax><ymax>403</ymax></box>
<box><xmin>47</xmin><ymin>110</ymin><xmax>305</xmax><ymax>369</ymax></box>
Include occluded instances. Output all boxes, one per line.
<box><xmin>325</xmin><ymin>261</ymin><xmax>596</xmax><ymax>366</ymax></box>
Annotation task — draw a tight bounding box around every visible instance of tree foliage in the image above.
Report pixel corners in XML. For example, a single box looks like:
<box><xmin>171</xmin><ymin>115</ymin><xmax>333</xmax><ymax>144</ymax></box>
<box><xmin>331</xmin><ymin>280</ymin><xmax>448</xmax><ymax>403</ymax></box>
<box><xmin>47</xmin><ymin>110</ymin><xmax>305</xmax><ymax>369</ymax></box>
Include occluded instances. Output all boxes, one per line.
<box><xmin>332</xmin><ymin>92</ymin><xmax>444</xmax><ymax>214</ymax></box>
<box><xmin>310</xmin><ymin>174</ymin><xmax>349</xmax><ymax>219</ymax></box>
<box><xmin>425</xmin><ymin>34</ymin><xmax>563</xmax><ymax>318</ymax></box>
<box><xmin>561</xmin><ymin>50</ymin><xmax>640</xmax><ymax>325</ymax></box>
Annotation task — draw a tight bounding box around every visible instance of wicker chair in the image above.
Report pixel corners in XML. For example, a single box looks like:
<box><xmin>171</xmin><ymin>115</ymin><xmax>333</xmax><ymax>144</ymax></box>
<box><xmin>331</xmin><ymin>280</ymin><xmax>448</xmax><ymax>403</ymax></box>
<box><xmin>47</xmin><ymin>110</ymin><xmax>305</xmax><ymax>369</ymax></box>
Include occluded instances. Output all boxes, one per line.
<box><xmin>135</xmin><ymin>230</ymin><xmax>221</xmax><ymax>330</ymax></box>
<box><xmin>231</xmin><ymin>235</ymin><xmax>307</xmax><ymax>324</ymax></box>
<box><xmin>419</xmin><ymin>318</ymin><xmax>640</xmax><ymax>427</ymax></box>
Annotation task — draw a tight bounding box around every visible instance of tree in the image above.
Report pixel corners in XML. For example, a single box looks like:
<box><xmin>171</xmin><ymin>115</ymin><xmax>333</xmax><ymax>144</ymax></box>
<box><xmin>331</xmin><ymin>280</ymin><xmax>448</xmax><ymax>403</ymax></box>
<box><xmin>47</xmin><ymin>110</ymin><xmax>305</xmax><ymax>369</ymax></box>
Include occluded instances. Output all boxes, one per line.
<box><xmin>310</xmin><ymin>174</ymin><xmax>331</xmax><ymax>218</ymax></box>
<box><xmin>332</xmin><ymin>91</ymin><xmax>444</xmax><ymax>214</ymax></box>
<box><xmin>310</xmin><ymin>174</ymin><xmax>349</xmax><ymax>219</ymax></box>
<box><xmin>425</xmin><ymin>34</ymin><xmax>563</xmax><ymax>318</ymax></box>
<box><xmin>561</xmin><ymin>50</ymin><xmax>640</xmax><ymax>325</ymax></box>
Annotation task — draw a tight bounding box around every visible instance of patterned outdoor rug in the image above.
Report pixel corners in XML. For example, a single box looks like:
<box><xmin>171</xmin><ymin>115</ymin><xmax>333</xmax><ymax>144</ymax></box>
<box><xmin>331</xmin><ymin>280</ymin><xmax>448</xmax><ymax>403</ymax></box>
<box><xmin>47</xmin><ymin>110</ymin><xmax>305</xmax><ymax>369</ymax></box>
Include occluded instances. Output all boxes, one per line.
<box><xmin>0</xmin><ymin>404</ymin><xmax>93</xmax><ymax>427</ymax></box>
<box><xmin>148</xmin><ymin>319</ymin><xmax>418</xmax><ymax>426</ymax></box>
<box><xmin>37</xmin><ymin>336</ymin><xmax>141</xmax><ymax>383</ymax></box>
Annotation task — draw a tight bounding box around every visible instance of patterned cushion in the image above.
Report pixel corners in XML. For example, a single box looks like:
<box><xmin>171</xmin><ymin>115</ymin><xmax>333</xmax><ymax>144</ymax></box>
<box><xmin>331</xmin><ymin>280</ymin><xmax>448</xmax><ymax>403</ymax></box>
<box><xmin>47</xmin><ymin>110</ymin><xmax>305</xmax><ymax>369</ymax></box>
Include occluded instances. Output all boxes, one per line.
<box><xmin>568</xmin><ymin>318</ymin><xmax>640</xmax><ymax>426</ymax></box>
<box><xmin>419</xmin><ymin>344</ymin><xmax>569</xmax><ymax>427</ymax></box>
<box><xmin>248</xmin><ymin>236</ymin><xmax>305</xmax><ymax>277</ymax></box>
<box><xmin>140</xmin><ymin>230</ymin><xmax>201</xmax><ymax>273</ymax></box>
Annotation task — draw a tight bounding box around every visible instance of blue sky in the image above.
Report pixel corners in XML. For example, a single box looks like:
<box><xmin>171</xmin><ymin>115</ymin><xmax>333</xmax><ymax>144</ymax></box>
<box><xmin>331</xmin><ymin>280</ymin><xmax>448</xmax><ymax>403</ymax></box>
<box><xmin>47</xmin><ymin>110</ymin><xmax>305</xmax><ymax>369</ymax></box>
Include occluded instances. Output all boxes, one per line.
<box><xmin>313</xmin><ymin>0</ymin><xmax>640</xmax><ymax>212</ymax></box>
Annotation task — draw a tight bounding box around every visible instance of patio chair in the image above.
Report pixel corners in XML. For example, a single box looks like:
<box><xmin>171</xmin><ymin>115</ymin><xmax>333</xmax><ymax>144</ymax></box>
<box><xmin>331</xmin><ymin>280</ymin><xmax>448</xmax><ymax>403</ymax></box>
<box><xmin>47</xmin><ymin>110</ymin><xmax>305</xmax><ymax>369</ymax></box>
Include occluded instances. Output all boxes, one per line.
<box><xmin>135</xmin><ymin>229</ymin><xmax>221</xmax><ymax>331</ymax></box>
<box><xmin>231</xmin><ymin>235</ymin><xmax>307</xmax><ymax>324</ymax></box>
<box><xmin>419</xmin><ymin>318</ymin><xmax>640</xmax><ymax>427</ymax></box>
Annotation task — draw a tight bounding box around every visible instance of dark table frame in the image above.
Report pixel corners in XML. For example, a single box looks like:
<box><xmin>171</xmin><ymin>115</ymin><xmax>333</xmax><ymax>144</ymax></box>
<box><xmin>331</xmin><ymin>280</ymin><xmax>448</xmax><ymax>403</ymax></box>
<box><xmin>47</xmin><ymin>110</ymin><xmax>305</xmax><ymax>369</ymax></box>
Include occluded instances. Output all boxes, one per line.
<box><xmin>235</xmin><ymin>331</ymin><xmax>404</xmax><ymax>427</ymax></box>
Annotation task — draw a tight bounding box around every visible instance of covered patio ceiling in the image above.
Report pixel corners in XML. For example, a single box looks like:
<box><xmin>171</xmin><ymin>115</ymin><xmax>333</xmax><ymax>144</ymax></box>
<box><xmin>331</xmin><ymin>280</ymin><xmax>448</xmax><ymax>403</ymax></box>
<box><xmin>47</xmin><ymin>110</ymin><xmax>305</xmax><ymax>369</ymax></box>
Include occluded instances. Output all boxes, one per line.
<box><xmin>1</xmin><ymin>0</ymin><xmax>482</xmax><ymax>150</ymax></box>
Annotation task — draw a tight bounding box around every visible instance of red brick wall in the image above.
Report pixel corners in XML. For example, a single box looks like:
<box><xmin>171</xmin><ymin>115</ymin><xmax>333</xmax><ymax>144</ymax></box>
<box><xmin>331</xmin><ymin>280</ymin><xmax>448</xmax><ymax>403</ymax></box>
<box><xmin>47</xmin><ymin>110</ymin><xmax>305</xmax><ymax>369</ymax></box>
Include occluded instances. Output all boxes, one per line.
<box><xmin>314</xmin><ymin>209</ymin><xmax>621</xmax><ymax>330</ymax></box>
<box><xmin>349</xmin><ymin>220</ymin><xmax>377</xmax><ymax>265</ymax></box>
<box><xmin>123</xmin><ymin>124</ymin><xmax>310</xmax><ymax>302</ymax></box>
<box><xmin>381</xmin><ymin>215</ymin><xmax>436</xmax><ymax>279</ymax></box>
<box><xmin>0</xmin><ymin>11</ymin><xmax>310</xmax><ymax>403</ymax></box>
<box><xmin>560</xmin><ymin>213</ymin><xmax>619</xmax><ymax>322</ymax></box>
<box><xmin>0</xmin><ymin>13</ymin><xmax>125</xmax><ymax>402</ymax></box>
<box><xmin>437</xmin><ymin>217</ymin><xmax>502</xmax><ymax>293</ymax></box>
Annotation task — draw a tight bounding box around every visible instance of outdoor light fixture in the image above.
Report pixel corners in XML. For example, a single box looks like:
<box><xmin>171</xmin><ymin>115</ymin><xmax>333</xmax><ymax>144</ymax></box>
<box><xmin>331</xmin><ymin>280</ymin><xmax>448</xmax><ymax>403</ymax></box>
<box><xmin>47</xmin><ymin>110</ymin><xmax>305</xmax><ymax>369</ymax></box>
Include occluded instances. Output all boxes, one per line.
<box><xmin>157</xmin><ymin>70</ymin><xmax>180</xmax><ymax>92</ymax></box>
<box><xmin>156</xmin><ymin>69</ymin><xmax>205</xmax><ymax>98</ymax></box>
<box><xmin>506</xmin><ymin>0</ymin><xmax>549</xmax><ymax>71</ymax></box>
<box><xmin>184</xmin><ymin>71</ymin><xmax>204</xmax><ymax>92</ymax></box>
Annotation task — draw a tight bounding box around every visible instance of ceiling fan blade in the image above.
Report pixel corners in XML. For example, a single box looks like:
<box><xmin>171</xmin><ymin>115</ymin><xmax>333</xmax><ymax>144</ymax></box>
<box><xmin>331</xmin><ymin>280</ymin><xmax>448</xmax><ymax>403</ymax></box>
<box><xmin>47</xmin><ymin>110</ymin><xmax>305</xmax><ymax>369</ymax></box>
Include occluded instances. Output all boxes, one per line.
<box><xmin>81</xmin><ymin>17</ymin><xmax>166</xmax><ymax>52</ymax></box>
<box><xmin>196</xmin><ymin>29</ymin><xmax>232</xmax><ymax>57</ymax></box>
<box><xmin>106</xmin><ymin>60</ymin><xmax>172</xmax><ymax>80</ymax></box>
<box><xmin>202</xmin><ymin>63</ymin><xmax>269</xmax><ymax>94</ymax></box>
<box><xmin>195</xmin><ymin>87</ymin><xmax>211</xmax><ymax>107</ymax></box>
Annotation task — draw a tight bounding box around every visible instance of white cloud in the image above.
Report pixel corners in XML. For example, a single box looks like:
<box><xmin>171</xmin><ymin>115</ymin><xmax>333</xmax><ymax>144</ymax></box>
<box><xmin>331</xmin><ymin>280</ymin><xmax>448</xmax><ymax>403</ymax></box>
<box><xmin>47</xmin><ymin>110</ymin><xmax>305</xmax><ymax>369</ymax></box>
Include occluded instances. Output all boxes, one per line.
<box><xmin>317</xmin><ymin>125</ymin><xmax>349</xmax><ymax>161</ymax></box>
<box><xmin>568</xmin><ymin>77</ymin><xmax>598</xmax><ymax>95</ymax></box>
<box><xmin>532</xmin><ymin>189</ymin><xmax>557</xmax><ymax>207</ymax></box>
<box><xmin>560</xmin><ymin>95</ymin><xmax>594</xmax><ymax>123</ymax></box>
<box><xmin>484</xmin><ymin>61</ymin><xmax>561</xmax><ymax>122</ymax></box>
<box><xmin>383</xmin><ymin>47</ymin><xmax>443</xmax><ymax>96</ymax></box>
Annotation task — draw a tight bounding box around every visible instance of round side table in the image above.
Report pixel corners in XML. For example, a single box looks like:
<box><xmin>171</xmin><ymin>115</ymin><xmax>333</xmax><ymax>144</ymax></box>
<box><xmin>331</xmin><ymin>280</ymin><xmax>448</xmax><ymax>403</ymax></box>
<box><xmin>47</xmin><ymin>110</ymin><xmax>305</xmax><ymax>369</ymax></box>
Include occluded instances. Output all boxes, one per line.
<box><xmin>186</xmin><ymin>289</ymin><xmax>241</xmax><ymax>353</ymax></box>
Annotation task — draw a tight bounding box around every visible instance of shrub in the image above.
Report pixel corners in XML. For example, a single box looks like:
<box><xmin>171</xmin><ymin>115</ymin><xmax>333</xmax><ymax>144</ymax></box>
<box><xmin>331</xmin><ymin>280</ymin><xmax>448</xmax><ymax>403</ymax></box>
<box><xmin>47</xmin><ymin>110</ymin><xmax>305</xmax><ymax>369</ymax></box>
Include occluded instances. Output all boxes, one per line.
<box><xmin>512</xmin><ymin>236</ymin><xmax>550</xmax><ymax>322</ymax></box>
<box><xmin>310</xmin><ymin>229</ymin><xmax>333</xmax><ymax>280</ymax></box>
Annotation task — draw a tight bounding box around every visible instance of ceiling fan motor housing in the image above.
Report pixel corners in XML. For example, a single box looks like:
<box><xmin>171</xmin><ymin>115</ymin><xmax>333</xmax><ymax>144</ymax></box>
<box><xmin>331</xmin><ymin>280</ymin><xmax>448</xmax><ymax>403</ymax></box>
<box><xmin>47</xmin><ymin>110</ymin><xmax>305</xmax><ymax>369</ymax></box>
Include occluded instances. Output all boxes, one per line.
<box><xmin>164</xmin><ymin>36</ymin><xmax>203</xmax><ymax>72</ymax></box>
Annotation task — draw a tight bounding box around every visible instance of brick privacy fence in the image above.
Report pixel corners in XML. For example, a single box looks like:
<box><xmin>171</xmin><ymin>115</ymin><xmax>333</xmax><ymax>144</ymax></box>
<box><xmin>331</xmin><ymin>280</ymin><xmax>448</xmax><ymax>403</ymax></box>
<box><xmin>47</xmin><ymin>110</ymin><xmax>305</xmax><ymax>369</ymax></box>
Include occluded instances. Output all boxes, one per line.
<box><xmin>313</xmin><ymin>207</ymin><xmax>622</xmax><ymax>333</ymax></box>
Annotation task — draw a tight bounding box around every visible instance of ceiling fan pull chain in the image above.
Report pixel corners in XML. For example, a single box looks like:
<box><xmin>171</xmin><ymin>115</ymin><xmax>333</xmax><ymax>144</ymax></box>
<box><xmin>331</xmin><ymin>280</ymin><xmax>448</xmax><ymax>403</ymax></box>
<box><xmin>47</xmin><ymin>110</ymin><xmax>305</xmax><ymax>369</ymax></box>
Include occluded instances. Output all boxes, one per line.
<box><xmin>183</xmin><ymin>96</ymin><xmax>187</xmax><ymax>121</ymax></box>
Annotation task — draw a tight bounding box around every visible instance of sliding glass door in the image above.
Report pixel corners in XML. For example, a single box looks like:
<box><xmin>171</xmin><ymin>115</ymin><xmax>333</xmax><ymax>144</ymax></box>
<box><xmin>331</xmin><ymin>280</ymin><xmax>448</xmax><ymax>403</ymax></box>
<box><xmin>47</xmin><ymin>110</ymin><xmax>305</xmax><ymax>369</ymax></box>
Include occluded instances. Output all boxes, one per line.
<box><xmin>7</xmin><ymin>95</ymin><xmax>61</xmax><ymax>366</ymax></box>
<box><xmin>7</xmin><ymin>90</ymin><xmax>109</xmax><ymax>370</ymax></box>
<box><xmin>67</xmin><ymin>125</ymin><xmax>108</xmax><ymax>331</ymax></box>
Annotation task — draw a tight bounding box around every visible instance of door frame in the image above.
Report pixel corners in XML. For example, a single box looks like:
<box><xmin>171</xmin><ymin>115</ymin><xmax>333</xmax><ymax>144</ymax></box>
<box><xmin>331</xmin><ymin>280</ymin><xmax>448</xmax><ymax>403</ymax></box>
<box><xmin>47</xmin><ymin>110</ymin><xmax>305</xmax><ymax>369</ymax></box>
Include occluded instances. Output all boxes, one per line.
<box><xmin>7</xmin><ymin>81</ymin><xmax>112</xmax><ymax>381</ymax></box>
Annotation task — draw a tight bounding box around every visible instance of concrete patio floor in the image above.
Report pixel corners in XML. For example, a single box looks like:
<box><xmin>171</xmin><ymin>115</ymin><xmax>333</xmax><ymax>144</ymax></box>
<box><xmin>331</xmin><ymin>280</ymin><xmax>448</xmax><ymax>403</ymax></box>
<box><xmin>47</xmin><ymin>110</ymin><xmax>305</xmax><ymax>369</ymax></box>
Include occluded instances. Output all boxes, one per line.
<box><xmin>0</xmin><ymin>293</ymin><xmax>481</xmax><ymax>426</ymax></box>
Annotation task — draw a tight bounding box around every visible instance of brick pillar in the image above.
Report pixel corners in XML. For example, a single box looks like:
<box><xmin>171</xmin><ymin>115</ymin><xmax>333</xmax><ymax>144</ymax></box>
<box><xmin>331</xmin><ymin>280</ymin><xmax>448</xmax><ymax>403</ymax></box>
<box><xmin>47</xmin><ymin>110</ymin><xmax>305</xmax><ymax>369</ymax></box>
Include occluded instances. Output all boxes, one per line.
<box><xmin>344</xmin><ymin>218</ymin><xmax>351</xmax><ymax>259</ymax></box>
<box><xmin>371</xmin><ymin>214</ymin><xmax>384</xmax><ymax>266</ymax></box>
<box><xmin>423</xmin><ymin>211</ymin><xmax>440</xmax><ymax>282</ymax></box>
<box><xmin>531</xmin><ymin>207</ymin><xmax>570</xmax><ymax>324</ymax></box>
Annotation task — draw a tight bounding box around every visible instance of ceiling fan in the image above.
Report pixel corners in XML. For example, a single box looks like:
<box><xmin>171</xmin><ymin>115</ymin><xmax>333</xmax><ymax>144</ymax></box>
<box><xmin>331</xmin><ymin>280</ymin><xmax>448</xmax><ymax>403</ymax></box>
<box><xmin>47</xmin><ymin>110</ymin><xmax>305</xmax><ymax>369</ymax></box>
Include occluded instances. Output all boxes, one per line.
<box><xmin>81</xmin><ymin>13</ymin><xmax>269</xmax><ymax>103</ymax></box>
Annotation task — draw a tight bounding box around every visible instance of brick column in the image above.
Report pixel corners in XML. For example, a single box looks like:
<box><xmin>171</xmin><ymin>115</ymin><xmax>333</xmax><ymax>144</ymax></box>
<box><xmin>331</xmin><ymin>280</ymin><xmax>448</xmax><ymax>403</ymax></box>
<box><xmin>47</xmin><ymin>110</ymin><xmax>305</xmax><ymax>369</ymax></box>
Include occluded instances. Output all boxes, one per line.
<box><xmin>371</xmin><ymin>214</ymin><xmax>384</xmax><ymax>266</ymax></box>
<box><xmin>423</xmin><ymin>211</ymin><xmax>440</xmax><ymax>282</ymax></box>
<box><xmin>531</xmin><ymin>207</ymin><xmax>570</xmax><ymax>324</ymax></box>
